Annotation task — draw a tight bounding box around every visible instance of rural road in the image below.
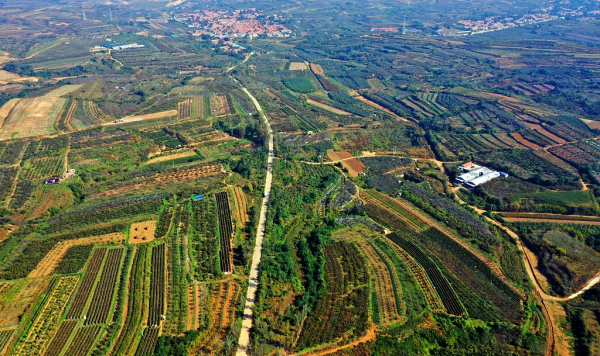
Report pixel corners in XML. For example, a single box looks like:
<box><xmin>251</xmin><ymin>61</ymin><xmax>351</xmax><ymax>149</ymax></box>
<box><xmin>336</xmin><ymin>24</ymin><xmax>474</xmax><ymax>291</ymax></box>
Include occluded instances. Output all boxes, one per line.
<box><xmin>235</xmin><ymin>86</ymin><xmax>274</xmax><ymax>356</ymax></box>
<box><xmin>452</xmin><ymin>186</ymin><xmax>600</xmax><ymax>356</ymax></box>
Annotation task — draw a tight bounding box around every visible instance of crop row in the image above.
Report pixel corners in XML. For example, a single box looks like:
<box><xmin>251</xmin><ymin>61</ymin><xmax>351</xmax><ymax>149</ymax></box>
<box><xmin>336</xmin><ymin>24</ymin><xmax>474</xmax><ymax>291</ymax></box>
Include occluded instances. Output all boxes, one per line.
<box><xmin>381</xmin><ymin>238</ymin><xmax>445</xmax><ymax>313</ymax></box>
<box><xmin>134</xmin><ymin>327</ymin><xmax>160</xmax><ymax>356</ymax></box>
<box><xmin>149</xmin><ymin>243</ymin><xmax>166</xmax><ymax>327</ymax></box>
<box><xmin>155</xmin><ymin>207</ymin><xmax>173</xmax><ymax>238</ymax></box>
<box><xmin>43</xmin><ymin>320</ymin><xmax>77</xmax><ymax>356</ymax></box>
<box><xmin>296</xmin><ymin>242</ymin><xmax>369</xmax><ymax>350</ymax></box>
<box><xmin>112</xmin><ymin>246</ymin><xmax>148</xmax><ymax>355</ymax></box>
<box><xmin>14</xmin><ymin>276</ymin><xmax>79</xmax><ymax>356</ymax></box>
<box><xmin>419</xmin><ymin>228</ymin><xmax>522</xmax><ymax>306</ymax></box>
<box><xmin>23</xmin><ymin>156</ymin><xmax>64</xmax><ymax>180</ymax></box>
<box><xmin>215</xmin><ymin>192</ymin><xmax>234</xmax><ymax>274</ymax></box>
<box><xmin>386</xmin><ymin>232</ymin><xmax>465</xmax><ymax>316</ymax></box>
<box><xmin>8</xmin><ymin>179</ymin><xmax>36</xmax><ymax>210</ymax></box>
<box><xmin>66</xmin><ymin>248</ymin><xmax>107</xmax><ymax>318</ymax></box>
<box><xmin>0</xmin><ymin>329</ymin><xmax>14</xmax><ymax>355</ymax></box>
<box><xmin>166</xmin><ymin>205</ymin><xmax>189</xmax><ymax>334</ymax></box>
<box><xmin>46</xmin><ymin>194</ymin><xmax>167</xmax><ymax>234</ymax></box>
<box><xmin>0</xmin><ymin>141</ymin><xmax>27</xmax><ymax>165</ymax></box>
<box><xmin>0</xmin><ymin>166</ymin><xmax>18</xmax><ymax>202</ymax></box>
<box><xmin>62</xmin><ymin>325</ymin><xmax>102</xmax><ymax>356</ymax></box>
<box><xmin>85</xmin><ymin>248</ymin><xmax>124</xmax><ymax>324</ymax></box>
<box><xmin>190</xmin><ymin>198</ymin><xmax>220</xmax><ymax>280</ymax></box>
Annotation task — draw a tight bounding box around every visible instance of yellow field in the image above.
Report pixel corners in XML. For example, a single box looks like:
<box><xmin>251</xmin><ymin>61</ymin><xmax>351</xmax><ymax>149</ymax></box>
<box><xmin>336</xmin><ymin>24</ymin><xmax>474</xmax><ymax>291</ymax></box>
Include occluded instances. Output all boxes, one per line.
<box><xmin>121</xmin><ymin>109</ymin><xmax>177</xmax><ymax>121</ymax></box>
<box><xmin>145</xmin><ymin>150</ymin><xmax>197</xmax><ymax>164</ymax></box>
<box><xmin>289</xmin><ymin>62</ymin><xmax>309</xmax><ymax>70</ymax></box>
<box><xmin>129</xmin><ymin>221</ymin><xmax>156</xmax><ymax>244</ymax></box>
<box><xmin>29</xmin><ymin>233</ymin><xmax>124</xmax><ymax>278</ymax></box>
<box><xmin>306</xmin><ymin>99</ymin><xmax>350</xmax><ymax>115</ymax></box>
<box><xmin>0</xmin><ymin>99</ymin><xmax>21</xmax><ymax>128</ymax></box>
<box><xmin>0</xmin><ymin>85</ymin><xmax>80</xmax><ymax>139</ymax></box>
<box><xmin>0</xmin><ymin>70</ymin><xmax>37</xmax><ymax>85</ymax></box>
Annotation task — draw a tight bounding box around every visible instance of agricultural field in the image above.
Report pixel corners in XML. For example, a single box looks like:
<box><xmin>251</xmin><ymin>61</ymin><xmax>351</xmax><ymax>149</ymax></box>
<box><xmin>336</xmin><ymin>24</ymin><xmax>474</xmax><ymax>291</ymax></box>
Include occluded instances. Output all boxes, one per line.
<box><xmin>2</xmin><ymin>1</ymin><xmax>600</xmax><ymax>355</ymax></box>
<box><xmin>0</xmin><ymin>85</ymin><xmax>80</xmax><ymax>139</ymax></box>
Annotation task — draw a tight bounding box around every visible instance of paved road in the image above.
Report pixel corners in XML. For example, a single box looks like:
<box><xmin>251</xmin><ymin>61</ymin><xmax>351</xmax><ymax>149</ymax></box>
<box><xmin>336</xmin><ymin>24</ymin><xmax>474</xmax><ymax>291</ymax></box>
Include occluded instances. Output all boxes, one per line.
<box><xmin>235</xmin><ymin>86</ymin><xmax>274</xmax><ymax>356</ymax></box>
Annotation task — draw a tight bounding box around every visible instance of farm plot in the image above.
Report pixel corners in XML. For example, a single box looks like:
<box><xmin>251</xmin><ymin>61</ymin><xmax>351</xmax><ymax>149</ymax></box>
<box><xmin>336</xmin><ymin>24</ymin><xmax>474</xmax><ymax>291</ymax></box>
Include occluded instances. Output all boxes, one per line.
<box><xmin>29</xmin><ymin>233</ymin><xmax>123</xmax><ymax>278</ymax></box>
<box><xmin>306</xmin><ymin>98</ymin><xmax>350</xmax><ymax>115</ymax></box>
<box><xmin>533</xmin><ymin>150</ymin><xmax>576</xmax><ymax>172</ymax></box>
<box><xmin>42</xmin><ymin>320</ymin><xmax>77</xmax><ymax>356</ymax></box>
<box><xmin>0</xmin><ymin>166</ymin><xmax>18</xmax><ymax>203</ymax></box>
<box><xmin>215</xmin><ymin>192</ymin><xmax>233</xmax><ymax>274</ymax></box>
<box><xmin>88</xmin><ymin>101</ymin><xmax>112</xmax><ymax>123</ymax></box>
<box><xmin>190</xmin><ymin>282</ymin><xmax>241</xmax><ymax>354</ymax></box>
<box><xmin>210</xmin><ymin>94</ymin><xmax>231</xmax><ymax>117</ymax></box>
<box><xmin>337</xmin><ymin>151</ymin><xmax>366</xmax><ymax>176</ymax></box>
<box><xmin>288</xmin><ymin>62</ymin><xmax>309</xmax><ymax>70</ymax></box>
<box><xmin>0</xmin><ymin>85</ymin><xmax>80</xmax><ymax>139</ymax></box>
<box><xmin>22</xmin><ymin>156</ymin><xmax>64</xmax><ymax>180</ymax></box>
<box><xmin>0</xmin><ymin>141</ymin><xmax>27</xmax><ymax>165</ymax></box>
<box><xmin>129</xmin><ymin>221</ymin><xmax>157</xmax><ymax>244</ymax></box>
<box><xmin>148</xmin><ymin>243</ymin><xmax>166</xmax><ymax>327</ymax></box>
<box><xmin>112</xmin><ymin>246</ymin><xmax>148</xmax><ymax>356</ymax></box>
<box><xmin>215</xmin><ymin>192</ymin><xmax>234</xmax><ymax>274</ymax></box>
<box><xmin>229</xmin><ymin>186</ymin><xmax>249</xmax><ymax>226</ymax></box>
<box><xmin>165</xmin><ymin>204</ymin><xmax>190</xmax><ymax>335</ymax></box>
<box><xmin>0</xmin><ymin>328</ymin><xmax>14</xmax><ymax>355</ymax></box>
<box><xmin>381</xmin><ymin>236</ymin><xmax>445</xmax><ymax>312</ymax></box>
<box><xmin>296</xmin><ymin>242</ymin><xmax>370</xmax><ymax>351</ymax></box>
<box><xmin>178</xmin><ymin>98</ymin><xmax>192</xmax><ymax>120</ymax></box>
<box><xmin>57</xmin><ymin>99</ymin><xmax>77</xmax><ymax>132</ymax></box>
<box><xmin>191</xmin><ymin>95</ymin><xmax>210</xmax><ymax>119</ymax></box>
<box><xmin>91</xmin><ymin>165</ymin><xmax>224</xmax><ymax>199</ymax></box>
<box><xmin>84</xmin><ymin>248</ymin><xmax>124</xmax><ymax>325</ymax></box>
<box><xmin>336</xmin><ymin>226</ymin><xmax>402</xmax><ymax>325</ymax></box>
<box><xmin>134</xmin><ymin>327</ymin><xmax>160</xmax><ymax>356</ymax></box>
<box><xmin>62</xmin><ymin>325</ymin><xmax>103</xmax><ymax>356</ymax></box>
<box><xmin>362</xmin><ymin>190</ymin><xmax>425</xmax><ymax>232</ymax></box>
<box><xmin>12</xmin><ymin>276</ymin><xmax>79</xmax><ymax>356</ymax></box>
<box><xmin>386</xmin><ymin>232</ymin><xmax>464</xmax><ymax>316</ymax></box>
<box><xmin>66</xmin><ymin>248</ymin><xmax>107</xmax><ymax>318</ymax></box>
<box><xmin>416</xmin><ymin>228</ymin><xmax>524</xmax><ymax>322</ymax></box>
<box><xmin>0</xmin><ymin>99</ymin><xmax>21</xmax><ymax>128</ymax></box>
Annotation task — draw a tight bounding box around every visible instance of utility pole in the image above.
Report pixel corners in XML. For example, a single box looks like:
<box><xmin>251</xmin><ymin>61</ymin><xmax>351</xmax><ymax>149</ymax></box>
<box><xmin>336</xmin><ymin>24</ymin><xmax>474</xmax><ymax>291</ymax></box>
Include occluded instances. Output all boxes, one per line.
<box><xmin>402</xmin><ymin>13</ymin><xmax>407</xmax><ymax>35</ymax></box>
<box><xmin>109</xmin><ymin>7</ymin><xmax>113</xmax><ymax>20</ymax></box>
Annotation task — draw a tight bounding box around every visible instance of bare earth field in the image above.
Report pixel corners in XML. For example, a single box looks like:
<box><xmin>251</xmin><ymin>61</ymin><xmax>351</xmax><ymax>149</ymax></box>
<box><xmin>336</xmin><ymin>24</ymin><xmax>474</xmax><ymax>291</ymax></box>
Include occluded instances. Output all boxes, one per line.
<box><xmin>0</xmin><ymin>85</ymin><xmax>80</xmax><ymax>139</ymax></box>
<box><xmin>0</xmin><ymin>99</ymin><xmax>21</xmax><ymax>128</ymax></box>
<box><xmin>28</xmin><ymin>233</ymin><xmax>124</xmax><ymax>278</ymax></box>
<box><xmin>0</xmin><ymin>278</ymin><xmax>51</xmax><ymax>327</ymax></box>
<box><xmin>0</xmin><ymin>70</ymin><xmax>37</xmax><ymax>85</ymax></box>
<box><xmin>129</xmin><ymin>221</ymin><xmax>156</xmax><ymax>244</ymax></box>
<box><xmin>145</xmin><ymin>150</ymin><xmax>197</xmax><ymax>164</ymax></box>
<box><xmin>306</xmin><ymin>99</ymin><xmax>350</xmax><ymax>115</ymax></box>
<box><xmin>289</xmin><ymin>62</ymin><xmax>308</xmax><ymax>70</ymax></box>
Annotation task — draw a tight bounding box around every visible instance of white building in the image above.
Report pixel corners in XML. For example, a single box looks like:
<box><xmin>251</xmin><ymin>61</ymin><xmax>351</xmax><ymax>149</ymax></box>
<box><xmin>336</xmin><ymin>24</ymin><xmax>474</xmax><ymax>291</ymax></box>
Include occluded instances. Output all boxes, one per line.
<box><xmin>466</xmin><ymin>171</ymin><xmax>501</xmax><ymax>188</ymax></box>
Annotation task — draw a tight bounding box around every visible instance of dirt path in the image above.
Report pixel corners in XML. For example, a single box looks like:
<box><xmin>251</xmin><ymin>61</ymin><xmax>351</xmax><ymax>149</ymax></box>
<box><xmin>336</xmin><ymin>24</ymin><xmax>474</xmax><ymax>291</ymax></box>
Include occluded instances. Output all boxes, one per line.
<box><xmin>293</xmin><ymin>322</ymin><xmax>376</xmax><ymax>356</ymax></box>
<box><xmin>235</xmin><ymin>84</ymin><xmax>274</xmax><ymax>356</ymax></box>
<box><xmin>455</xmin><ymin>195</ymin><xmax>600</xmax><ymax>356</ymax></box>
<box><xmin>502</xmin><ymin>217</ymin><xmax>600</xmax><ymax>225</ymax></box>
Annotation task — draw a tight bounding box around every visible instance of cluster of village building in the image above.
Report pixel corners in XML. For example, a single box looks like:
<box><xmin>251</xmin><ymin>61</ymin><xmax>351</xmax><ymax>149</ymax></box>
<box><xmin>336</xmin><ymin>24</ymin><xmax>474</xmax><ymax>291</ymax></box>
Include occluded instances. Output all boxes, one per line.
<box><xmin>179</xmin><ymin>9</ymin><xmax>292</xmax><ymax>38</ymax></box>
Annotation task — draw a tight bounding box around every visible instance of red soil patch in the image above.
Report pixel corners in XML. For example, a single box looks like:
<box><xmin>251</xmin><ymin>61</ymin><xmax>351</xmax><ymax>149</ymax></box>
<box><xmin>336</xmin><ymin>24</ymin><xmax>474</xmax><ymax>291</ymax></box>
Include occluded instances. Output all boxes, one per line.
<box><xmin>511</xmin><ymin>133</ymin><xmax>542</xmax><ymax>149</ymax></box>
